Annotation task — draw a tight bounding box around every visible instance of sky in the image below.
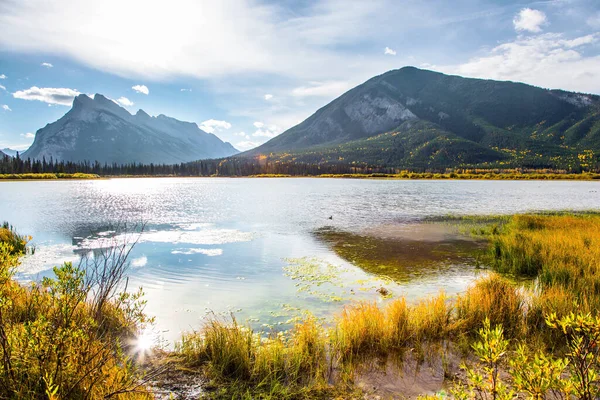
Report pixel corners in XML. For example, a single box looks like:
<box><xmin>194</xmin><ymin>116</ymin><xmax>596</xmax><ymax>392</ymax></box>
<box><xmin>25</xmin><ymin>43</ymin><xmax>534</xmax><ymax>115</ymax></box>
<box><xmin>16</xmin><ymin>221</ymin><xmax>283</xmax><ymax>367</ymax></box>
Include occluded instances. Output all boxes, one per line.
<box><xmin>0</xmin><ymin>0</ymin><xmax>599</xmax><ymax>152</ymax></box>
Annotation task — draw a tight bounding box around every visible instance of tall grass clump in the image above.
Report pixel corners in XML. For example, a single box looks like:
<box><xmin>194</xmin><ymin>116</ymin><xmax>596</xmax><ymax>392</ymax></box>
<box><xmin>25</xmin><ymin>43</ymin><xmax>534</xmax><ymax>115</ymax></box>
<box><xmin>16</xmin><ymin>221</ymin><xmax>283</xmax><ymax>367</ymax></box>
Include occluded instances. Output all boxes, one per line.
<box><xmin>331</xmin><ymin>292</ymin><xmax>451</xmax><ymax>362</ymax></box>
<box><xmin>331</xmin><ymin>301</ymin><xmax>387</xmax><ymax>358</ymax></box>
<box><xmin>455</xmin><ymin>273</ymin><xmax>524</xmax><ymax>338</ymax></box>
<box><xmin>0</xmin><ymin>226</ymin><xmax>152</xmax><ymax>399</ymax></box>
<box><xmin>409</xmin><ymin>292</ymin><xmax>452</xmax><ymax>341</ymax></box>
<box><xmin>176</xmin><ymin>315</ymin><xmax>328</xmax><ymax>398</ymax></box>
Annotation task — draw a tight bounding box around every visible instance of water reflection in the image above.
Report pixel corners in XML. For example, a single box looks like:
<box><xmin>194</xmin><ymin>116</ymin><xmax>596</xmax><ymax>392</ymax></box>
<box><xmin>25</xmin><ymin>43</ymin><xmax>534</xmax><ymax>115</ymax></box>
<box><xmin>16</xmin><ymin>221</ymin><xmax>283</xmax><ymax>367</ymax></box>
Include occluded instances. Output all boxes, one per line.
<box><xmin>3</xmin><ymin>178</ymin><xmax>598</xmax><ymax>344</ymax></box>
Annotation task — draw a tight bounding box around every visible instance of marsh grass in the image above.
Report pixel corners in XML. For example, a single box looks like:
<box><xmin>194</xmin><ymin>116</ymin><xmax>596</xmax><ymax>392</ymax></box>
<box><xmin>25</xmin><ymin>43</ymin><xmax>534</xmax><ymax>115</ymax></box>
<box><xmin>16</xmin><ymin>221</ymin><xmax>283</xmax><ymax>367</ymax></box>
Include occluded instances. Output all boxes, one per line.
<box><xmin>490</xmin><ymin>214</ymin><xmax>600</xmax><ymax>304</ymax></box>
<box><xmin>455</xmin><ymin>273</ymin><xmax>524</xmax><ymax>337</ymax></box>
<box><xmin>176</xmin><ymin>315</ymin><xmax>330</xmax><ymax>398</ymax></box>
<box><xmin>176</xmin><ymin>212</ymin><xmax>600</xmax><ymax>398</ymax></box>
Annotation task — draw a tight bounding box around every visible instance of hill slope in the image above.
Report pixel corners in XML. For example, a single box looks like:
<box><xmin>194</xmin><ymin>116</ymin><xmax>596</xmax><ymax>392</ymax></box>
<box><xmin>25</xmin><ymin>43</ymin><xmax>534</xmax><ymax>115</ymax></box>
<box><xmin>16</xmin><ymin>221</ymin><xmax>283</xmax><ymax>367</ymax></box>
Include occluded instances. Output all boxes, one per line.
<box><xmin>243</xmin><ymin>67</ymin><xmax>600</xmax><ymax>169</ymax></box>
<box><xmin>23</xmin><ymin>94</ymin><xmax>238</xmax><ymax>164</ymax></box>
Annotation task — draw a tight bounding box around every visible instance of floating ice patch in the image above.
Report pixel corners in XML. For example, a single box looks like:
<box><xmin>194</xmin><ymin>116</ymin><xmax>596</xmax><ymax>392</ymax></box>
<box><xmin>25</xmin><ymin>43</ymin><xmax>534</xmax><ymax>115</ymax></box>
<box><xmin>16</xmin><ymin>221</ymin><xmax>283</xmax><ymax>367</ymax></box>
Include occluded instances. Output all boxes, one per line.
<box><xmin>171</xmin><ymin>248</ymin><xmax>223</xmax><ymax>256</ymax></box>
<box><xmin>18</xmin><ymin>243</ymin><xmax>81</xmax><ymax>276</ymax></box>
<box><xmin>176</xmin><ymin>222</ymin><xmax>214</xmax><ymax>231</ymax></box>
<box><xmin>131</xmin><ymin>256</ymin><xmax>148</xmax><ymax>268</ymax></box>
<box><xmin>140</xmin><ymin>229</ymin><xmax>254</xmax><ymax>245</ymax></box>
<box><xmin>80</xmin><ymin>228</ymin><xmax>253</xmax><ymax>249</ymax></box>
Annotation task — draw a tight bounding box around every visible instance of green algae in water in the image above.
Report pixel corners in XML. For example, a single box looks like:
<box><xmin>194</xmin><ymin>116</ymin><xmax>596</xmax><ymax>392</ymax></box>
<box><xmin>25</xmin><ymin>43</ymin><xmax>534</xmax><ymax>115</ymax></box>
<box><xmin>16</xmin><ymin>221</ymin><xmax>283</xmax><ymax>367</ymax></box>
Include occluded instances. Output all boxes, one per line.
<box><xmin>283</xmin><ymin>257</ymin><xmax>352</xmax><ymax>303</ymax></box>
<box><xmin>283</xmin><ymin>257</ymin><xmax>395</xmax><ymax>303</ymax></box>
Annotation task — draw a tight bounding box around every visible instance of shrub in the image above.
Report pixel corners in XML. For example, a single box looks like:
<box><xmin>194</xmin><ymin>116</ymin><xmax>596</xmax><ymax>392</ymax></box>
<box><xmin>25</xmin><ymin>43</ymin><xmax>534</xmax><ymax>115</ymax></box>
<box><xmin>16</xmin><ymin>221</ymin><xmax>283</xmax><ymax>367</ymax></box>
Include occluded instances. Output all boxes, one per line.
<box><xmin>0</xmin><ymin>227</ymin><xmax>151</xmax><ymax>399</ymax></box>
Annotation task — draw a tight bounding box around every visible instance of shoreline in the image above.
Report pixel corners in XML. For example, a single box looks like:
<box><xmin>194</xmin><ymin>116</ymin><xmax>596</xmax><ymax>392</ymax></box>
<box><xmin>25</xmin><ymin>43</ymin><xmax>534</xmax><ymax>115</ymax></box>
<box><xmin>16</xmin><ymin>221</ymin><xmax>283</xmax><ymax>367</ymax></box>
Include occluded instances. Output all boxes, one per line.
<box><xmin>1</xmin><ymin>172</ymin><xmax>600</xmax><ymax>181</ymax></box>
<box><xmin>3</xmin><ymin>212</ymin><xmax>600</xmax><ymax>398</ymax></box>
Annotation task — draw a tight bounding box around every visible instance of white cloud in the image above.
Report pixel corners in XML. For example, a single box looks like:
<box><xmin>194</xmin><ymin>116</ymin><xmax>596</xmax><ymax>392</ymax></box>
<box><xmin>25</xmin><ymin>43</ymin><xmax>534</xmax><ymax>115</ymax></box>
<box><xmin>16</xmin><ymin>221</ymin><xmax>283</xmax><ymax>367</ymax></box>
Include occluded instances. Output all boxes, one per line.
<box><xmin>0</xmin><ymin>74</ymin><xmax>6</xmax><ymax>79</ymax></box>
<box><xmin>20</xmin><ymin>132</ymin><xmax>35</xmax><ymax>139</ymax></box>
<box><xmin>115</xmin><ymin>96</ymin><xmax>134</xmax><ymax>107</ymax></box>
<box><xmin>235</xmin><ymin>140</ymin><xmax>261</xmax><ymax>151</ymax></box>
<box><xmin>384</xmin><ymin>46</ymin><xmax>397</xmax><ymax>55</ymax></box>
<box><xmin>291</xmin><ymin>81</ymin><xmax>350</xmax><ymax>97</ymax></box>
<box><xmin>0</xmin><ymin>85</ymin><xmax>5</xmax><ymax>91</ymax></box>
<box><xmin>513</xmin><ymin>8</ymin><xmax>547</xmax><ymax>33</ymax></box>
<box><xmin>132</xmin><ymin>84</ymin><xmax>149</xmax><ymax>95</ymax></box>
<box><xmin>252</xmin><ymin>123</ymin><xmax>280</xmax><ymax>138</ymax></box>
<box><xmin>443</xmin><ymin>32</ymin><xmax>600</xmax><ymax>94</ymax></box>
<box><xmin>0</xmin><ymin>0</ymin><xmax>397</xmax><ymax>82</ymax></box>
<box><xmin>180</xmin><ymin>88</ymin><xmax>192</xmax><ymax>92</ymax></box>
<box><xmin>12</xmin><ymin>87</ymin><xmax>81</xmax><ymax>106</ymax></box>
<box><xmin>264</xmin><ymin>94</ymin><xmax>273</xmax><ymax>100</ymax></box>
<box><xmin>199</xmin><ymin>119</ymin><xmax>232</xmax><ymax>133</ymax></box>
<box><xmin>2</xmin><ymin>105</ymin><xmax>11</xmax><ymax>111</ymax></box>
<box><xmin>41</xmin><ymin>62</ymin><xmax>53</xmax><ymax>68</ymax></box>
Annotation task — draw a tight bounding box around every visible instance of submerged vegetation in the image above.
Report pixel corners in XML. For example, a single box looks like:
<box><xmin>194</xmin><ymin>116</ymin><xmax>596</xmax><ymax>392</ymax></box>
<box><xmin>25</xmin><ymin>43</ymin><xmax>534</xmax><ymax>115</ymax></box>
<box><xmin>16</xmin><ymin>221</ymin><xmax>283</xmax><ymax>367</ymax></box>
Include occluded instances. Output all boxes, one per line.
<box><xmin>3</xmin><ymin>212</ymin><xmax>600</xmax><ymax>398</ymax></box>
<box><xmin>315</xmin><ymin>226</ymin><xmax>483</xmax><ymax>282</ymax></box>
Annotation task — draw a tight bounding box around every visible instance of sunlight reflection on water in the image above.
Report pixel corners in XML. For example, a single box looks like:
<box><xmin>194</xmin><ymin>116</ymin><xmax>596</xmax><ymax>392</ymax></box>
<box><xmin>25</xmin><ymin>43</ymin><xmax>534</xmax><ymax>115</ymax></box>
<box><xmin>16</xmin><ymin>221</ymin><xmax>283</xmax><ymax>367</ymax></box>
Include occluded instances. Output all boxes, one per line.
<box><xmin>2</xmin><ymin>177</ymin><xmax>599</xmax><ymax>345</ymax></box>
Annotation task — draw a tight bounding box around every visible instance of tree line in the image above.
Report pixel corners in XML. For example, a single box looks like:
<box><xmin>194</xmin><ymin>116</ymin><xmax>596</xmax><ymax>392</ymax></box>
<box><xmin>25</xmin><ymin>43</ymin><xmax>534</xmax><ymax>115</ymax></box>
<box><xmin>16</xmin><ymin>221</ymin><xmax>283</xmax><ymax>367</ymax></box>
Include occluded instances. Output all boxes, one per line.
<box><xmin>3</xmin><ymin>152</ymin><xmax>598</xmax><ymax>177</ymax></box>
<box><xmin>0</xmin><ymin>153</ymin><xmax>405</xmax><ymax>176</ymax></box>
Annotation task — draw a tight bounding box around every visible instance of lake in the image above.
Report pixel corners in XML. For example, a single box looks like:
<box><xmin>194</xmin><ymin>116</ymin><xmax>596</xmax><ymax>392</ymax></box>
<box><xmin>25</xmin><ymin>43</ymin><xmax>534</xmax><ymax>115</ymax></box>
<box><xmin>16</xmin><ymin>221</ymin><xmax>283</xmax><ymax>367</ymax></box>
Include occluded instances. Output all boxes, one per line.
<box><xmin>1</xmin><ymin>178</ymin><xmax>599</xmax><ymax>344</ymax></box>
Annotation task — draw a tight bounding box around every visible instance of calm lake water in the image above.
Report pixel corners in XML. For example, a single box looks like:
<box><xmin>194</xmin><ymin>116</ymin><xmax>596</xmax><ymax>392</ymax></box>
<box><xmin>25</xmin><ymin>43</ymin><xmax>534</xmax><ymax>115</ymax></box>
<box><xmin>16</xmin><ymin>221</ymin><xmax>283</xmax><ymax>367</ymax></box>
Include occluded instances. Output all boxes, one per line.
<box><xmin>1</xmin><ymin>178</ymin><xmax>599</xmax><ymax>343</ymax></box>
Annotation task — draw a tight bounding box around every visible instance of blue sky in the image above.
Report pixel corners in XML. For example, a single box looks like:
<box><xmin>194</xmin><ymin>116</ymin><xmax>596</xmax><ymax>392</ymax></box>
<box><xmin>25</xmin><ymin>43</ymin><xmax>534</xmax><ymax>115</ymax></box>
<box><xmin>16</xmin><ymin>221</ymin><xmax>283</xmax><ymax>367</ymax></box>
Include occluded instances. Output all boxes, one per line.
<box><xmin>0</xmin><ymin>0</ymin><xmax>599</xmax><ymax>151</ymax></box>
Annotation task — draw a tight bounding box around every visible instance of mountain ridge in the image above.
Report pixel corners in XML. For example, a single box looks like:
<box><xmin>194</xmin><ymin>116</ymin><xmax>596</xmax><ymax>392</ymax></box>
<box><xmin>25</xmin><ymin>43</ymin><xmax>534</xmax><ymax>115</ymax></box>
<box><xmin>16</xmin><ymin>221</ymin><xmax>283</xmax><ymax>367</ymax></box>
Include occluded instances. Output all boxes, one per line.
<box><xmin>23</xmin><ymin>94</ymin><xmax>238</xmax><ymax>164</ymax></box>
<box><xmin>240</xmin><ymin>67</ymin><xmax>600</xmax><ymax>169</ymax></box>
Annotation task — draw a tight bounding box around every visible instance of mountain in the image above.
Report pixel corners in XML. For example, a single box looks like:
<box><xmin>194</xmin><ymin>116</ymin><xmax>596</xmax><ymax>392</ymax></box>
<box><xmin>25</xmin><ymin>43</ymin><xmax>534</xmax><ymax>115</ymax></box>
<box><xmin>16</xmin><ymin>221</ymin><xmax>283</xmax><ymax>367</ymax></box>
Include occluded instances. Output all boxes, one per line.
<box><xmin>242</xmin><ymin>67</ymin><xmax>600</xmax><ymax>169</ymax></box>
<box><xmin>1</xmin><ymin>148</ymin><xmax>18</xmax><ymax>157</ymax></box>
<box><xmin>23</xmin><ymin>94</ymin><xmax>238</xmax><ymax>164</ymax></box>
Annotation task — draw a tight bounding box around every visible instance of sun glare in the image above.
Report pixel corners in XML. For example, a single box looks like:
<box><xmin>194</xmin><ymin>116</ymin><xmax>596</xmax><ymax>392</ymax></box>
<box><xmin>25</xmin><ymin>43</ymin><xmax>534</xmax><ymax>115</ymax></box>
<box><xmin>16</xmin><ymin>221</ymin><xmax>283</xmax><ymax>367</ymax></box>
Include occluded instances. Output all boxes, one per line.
<box><xmin>133</xmin><ymin>329</ymin><xmax>155</xmax><ymax>356</ymax></box>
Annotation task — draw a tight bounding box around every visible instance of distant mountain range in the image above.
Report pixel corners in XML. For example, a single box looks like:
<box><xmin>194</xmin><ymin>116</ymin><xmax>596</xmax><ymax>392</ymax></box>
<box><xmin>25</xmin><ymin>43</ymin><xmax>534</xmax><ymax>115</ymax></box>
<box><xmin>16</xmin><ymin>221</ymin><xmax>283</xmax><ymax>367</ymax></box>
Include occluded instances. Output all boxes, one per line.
<box><xmin>1</xmin><ymin>148</ymin><xmax>17</xmax><ymax>157</ymax></box>
<box><xmin>17</xmin><ymin>68</ymin><xmax>600</xmax><ymax>170</ymax></box>
<box><xmin>22</xmin><ymin>94</ymin><xmax>238</xmax><ymax>164</ymax></box>
<box><xmin>241</xmin><ymin>67</ymin><xmax>600</xmax><ymax>169</ymax></box>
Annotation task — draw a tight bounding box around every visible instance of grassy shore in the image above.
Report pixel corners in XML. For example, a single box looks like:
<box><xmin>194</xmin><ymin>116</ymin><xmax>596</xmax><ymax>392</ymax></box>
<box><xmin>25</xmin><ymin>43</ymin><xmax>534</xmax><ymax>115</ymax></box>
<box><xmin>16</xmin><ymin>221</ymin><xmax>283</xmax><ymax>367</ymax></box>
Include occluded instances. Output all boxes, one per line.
<box><xmin>317</xmin><ymin>171</ymin><xmax>600</xmax><ymax>180</ymax></box>
<box><xmin>172</xmin><ymin>212</ymin><xmax>600</xmax><ymax>398</ymax></box>
<box><xmin>0</xmin><ymin>172</ymin><xmax>100</xmax><ymax>180</ymax></box>
<box><xmin>3</xmin><ymin>171</ymin><xmax>600</xmax><ymax>180</ymax></box>
<box><xmin>2</xmin><ymin>213</ymin><xmax>600</xmax><ymax>398</ymax></box>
